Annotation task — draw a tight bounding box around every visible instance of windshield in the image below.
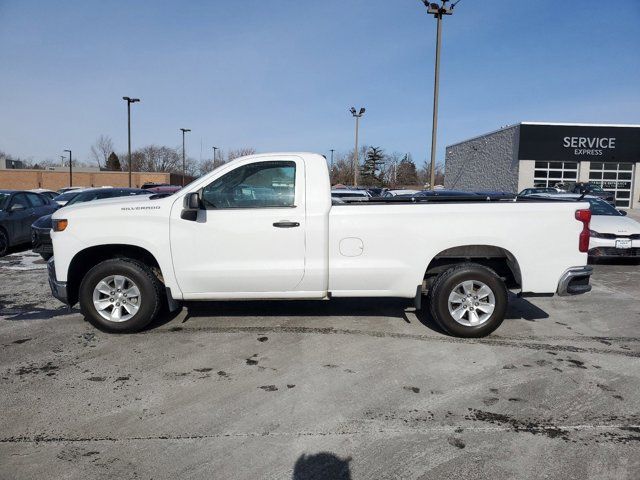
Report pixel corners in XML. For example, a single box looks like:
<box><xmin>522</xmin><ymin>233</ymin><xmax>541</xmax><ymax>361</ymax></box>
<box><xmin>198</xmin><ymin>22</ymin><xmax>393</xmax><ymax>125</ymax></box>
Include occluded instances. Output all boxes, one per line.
<box><xmin>0</xmin><ymin>193</ymin><xmax>10</xmax><ymax>209</ymax></box>
<box><xmin>55</xmin><ymin>191</ymin><xmax>80</xmax><ymax>202</ymax></box>
<box><xmin>587</xmin><ymin>198</ymin><xmax>621</xmax><ymax>216</ymax></box>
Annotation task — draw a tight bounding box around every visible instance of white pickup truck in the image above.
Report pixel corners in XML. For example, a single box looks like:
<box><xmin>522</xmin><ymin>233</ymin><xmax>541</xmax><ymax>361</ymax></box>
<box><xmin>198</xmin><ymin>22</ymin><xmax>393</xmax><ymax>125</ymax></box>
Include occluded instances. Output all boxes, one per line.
<box><xmin>48</xmin><ymin>152</ymin><xmax>593</xmax><ymax>337</ymax></box>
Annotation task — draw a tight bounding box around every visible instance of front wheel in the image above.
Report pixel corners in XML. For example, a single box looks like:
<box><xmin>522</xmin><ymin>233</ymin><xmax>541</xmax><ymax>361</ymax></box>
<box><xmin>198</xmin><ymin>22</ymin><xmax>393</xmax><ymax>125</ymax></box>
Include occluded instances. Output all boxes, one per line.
<box><xmin>79</xmin><ymin>259</ymin><xmax>163</xmax><ymax>332</ymax></box>
<box><xmin>429</xmin><ymin>263</ymin><xmax>508</xmax><ymax>338</ymax></box>
<box><xmin>0</xmin><ymin>229</ymin><xmax>9</xmax><ymax>257</ymax></box>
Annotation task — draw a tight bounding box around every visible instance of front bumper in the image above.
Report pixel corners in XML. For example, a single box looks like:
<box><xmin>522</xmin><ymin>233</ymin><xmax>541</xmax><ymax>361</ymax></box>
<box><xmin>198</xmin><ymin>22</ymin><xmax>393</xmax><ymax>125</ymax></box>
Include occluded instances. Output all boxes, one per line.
<box><xmin>589</xmin><ymin>237</ymin><xmax>640</xmax><ymax>258</ymax></box>
<box><xmin>47</xmin><ymin>258</ymin><xmax>69</xmax><ymax>305</ymax></box>
<box><xmin>557</xmin><ymin>266</ymin><xmax>593</xmax><ymax>296</ymax></box>
<box><xmin>32</xmin><ymin>226</ymin><xmax>53</xmax><ymax>255</ymax></box>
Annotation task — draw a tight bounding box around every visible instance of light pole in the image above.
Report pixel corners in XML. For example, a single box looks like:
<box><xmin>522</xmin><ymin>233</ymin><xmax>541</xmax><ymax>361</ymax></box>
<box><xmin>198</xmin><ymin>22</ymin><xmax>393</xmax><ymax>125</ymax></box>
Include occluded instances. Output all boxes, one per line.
<box><xmin>123</xmin><ymin>96</ymin><xmax>140</xmax><ymax>187</ymax></box>
<box><xmin>212</xmin><ymin>146</ymin><xmax>218</xmax><ymax>165</ymax></box>
<box><xmin>329</xmin><ymin>149</ymin><xmax>335</xmax><ymax>170</ymax></box>
<box><xmin>349</xmin><ymin>107</ymin><xmax>365</xmax><ymax>186</ymax></box>
<box><xmin>63</xmin><ymin>149</ymin><xmax>72</xmax><ymax>186</ymax></box>
<box><xmin>180</xmin><ymin>128</ymin><xmax>191</xmax><ymax>186</ymax></box>
<box><xmin>422</xmin><ymin>0</ymin><xmax>456</xmax><ymax>189</ymax></box>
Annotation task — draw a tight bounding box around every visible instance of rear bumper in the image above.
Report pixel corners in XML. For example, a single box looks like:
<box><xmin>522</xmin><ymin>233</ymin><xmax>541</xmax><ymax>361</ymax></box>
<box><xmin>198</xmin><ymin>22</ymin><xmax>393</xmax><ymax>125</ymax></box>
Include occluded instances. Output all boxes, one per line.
<box><xmin>47</xmin><ymin>258</ymin><xmax>69</xmax><ymax>305</ymax></box>
<box><xmin>557</xmin><ymin>266</ymin><xmax>593</xmax><ymax>296</ymax></box>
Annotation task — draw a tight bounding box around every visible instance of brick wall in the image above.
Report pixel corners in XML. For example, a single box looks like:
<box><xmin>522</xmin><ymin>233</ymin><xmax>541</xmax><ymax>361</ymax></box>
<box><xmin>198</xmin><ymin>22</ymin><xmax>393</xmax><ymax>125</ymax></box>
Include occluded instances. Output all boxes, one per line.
<box><xmin>0</xmin><ymin>170</ymin><xmax>175</xmax><ymax>190</ymax></box>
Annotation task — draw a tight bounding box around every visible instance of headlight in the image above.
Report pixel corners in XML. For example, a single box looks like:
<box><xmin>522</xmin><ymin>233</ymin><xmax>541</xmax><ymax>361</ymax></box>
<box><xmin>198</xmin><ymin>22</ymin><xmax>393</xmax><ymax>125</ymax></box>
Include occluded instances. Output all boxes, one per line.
<box><xmin>589</xmin><ymin>230</ymin><xmax>601</xmax><ymax>238</ymax></box>
<box><xmin>53</xmin><ymin>219</ymin><xmax>68</xmax><ymax>232</ymax></box>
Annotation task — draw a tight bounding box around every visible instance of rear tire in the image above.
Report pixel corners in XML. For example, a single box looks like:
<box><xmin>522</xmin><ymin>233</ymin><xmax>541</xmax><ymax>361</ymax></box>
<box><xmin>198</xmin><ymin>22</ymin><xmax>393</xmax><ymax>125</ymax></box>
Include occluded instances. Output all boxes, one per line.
<box><xmin>0</xmin><ymin>228</ymin><xmax>9</xmax><ymax>257</ymax></box>
<box><xmin>79</xmin><ymin>258</ymin><xmax>163</xmax><ymax>333</ymax></box>
<box><xmin>428</xmin><ymin>263</ymin><xmax>508</xmax><ymax>338</ymax></box>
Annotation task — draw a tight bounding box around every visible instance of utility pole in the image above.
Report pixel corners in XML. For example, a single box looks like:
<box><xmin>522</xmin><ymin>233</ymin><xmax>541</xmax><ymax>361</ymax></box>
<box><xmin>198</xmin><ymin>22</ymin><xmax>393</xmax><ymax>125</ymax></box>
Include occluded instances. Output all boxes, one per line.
<box><xmin>63</xmin><ymin>149</ymin><xmax>72</xmax><ymax>186</ymax></box>
<box><xmin>349</xmin><ymin>107</ymin><xmax>365</xmax><ymax>186</ymax></box>
<box><xmin>329</xmin><ymin>149</ymin><xmax>335</xmax><ymax>170</ymax></box>
<box><xmin>422</xmin><ymin>0</ymin><xmax>456</xmax><ymax>189</ymax></box>
<box><xmin>212</xmin><ymin>146</ymin><xmax>218</xmax><ymax>165</ymax></box>
<box><xmin>123</xmin><ymin>97</ymin><xmax>140</xmax><ymax>187</ymax></box>
<box><xmin>180</xmin><ymin>128</ymin><xmax>191</xmax><ymax>186</ymax></box>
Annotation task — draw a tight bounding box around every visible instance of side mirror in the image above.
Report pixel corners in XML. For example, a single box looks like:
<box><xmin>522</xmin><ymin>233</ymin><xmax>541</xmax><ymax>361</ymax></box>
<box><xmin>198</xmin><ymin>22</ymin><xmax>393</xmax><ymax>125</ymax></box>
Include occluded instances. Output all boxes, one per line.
<box><xmin>10</xmin><ymin>203</ymin><xmax>25</xmax><ymax>212</ymax></box>
<box><xmin>618</xmin><ymin>209</ymin><xmax>627</xmax><ymax>216</ymax></box>
<box><xmin>181</xmin><ymin>192</ymin><xmax>200</xmax><ymax>221</ymax></box>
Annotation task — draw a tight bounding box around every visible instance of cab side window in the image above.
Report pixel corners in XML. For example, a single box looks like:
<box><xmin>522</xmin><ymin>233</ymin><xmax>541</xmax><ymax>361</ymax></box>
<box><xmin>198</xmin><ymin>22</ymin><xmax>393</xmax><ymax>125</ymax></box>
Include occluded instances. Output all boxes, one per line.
<box><xmin>201</xmin><ymin>161</ymin><xmax>296</xmax><ymax>209</ymax></box>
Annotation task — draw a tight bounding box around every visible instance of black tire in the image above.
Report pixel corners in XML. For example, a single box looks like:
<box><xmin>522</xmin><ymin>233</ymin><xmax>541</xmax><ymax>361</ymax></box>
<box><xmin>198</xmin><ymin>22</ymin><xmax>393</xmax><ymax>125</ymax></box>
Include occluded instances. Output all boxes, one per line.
<box><xmin>79</xmin><ymin>258</ymin><xmax>163</xmax><ymax>333</ymax></box>
<box><xmin>428</xmin><ymin>263</ymin><xmax>508</xmax><ymax>338</ymax></box>
<box><xmin>0</xmin><ymin>228</ymin><xmax>9</xmax><ymax>257</ymax></box>
<box><xmin>40</xmin><ymin>252</ymin><xmax>53</xmax><ymax>261</ymax></box>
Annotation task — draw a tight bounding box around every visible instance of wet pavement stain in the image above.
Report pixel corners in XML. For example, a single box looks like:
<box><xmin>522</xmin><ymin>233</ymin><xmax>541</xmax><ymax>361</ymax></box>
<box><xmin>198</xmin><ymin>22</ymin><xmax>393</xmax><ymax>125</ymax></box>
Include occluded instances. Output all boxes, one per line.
<box><xmin>257</xmin><ymin>336</ymin><xmax>268</xmax><ymax>342</ymax></box>
<box><xmin>447</xmin><ymin>437</ymin><xmax>465</xmax><ymax>449</ymax></box>
<box><xmin>258</xmin><ymin>385</ymin><xmax>278</xmax><ymax>392</ymax></box>
<box><xmin>403</xmin><ymin>386</ymin><xmax>420</xmax><ymax>394</ymax></box>
<box><xmin>12</xmin><ymin>338</ymin><xmax>31</xmax><ymax>344</ymax></box>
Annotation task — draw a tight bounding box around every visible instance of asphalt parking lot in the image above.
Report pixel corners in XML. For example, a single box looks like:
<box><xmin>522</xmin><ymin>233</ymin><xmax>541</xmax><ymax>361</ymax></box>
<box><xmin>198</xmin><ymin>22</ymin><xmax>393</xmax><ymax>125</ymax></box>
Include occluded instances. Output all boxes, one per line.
<box><xmin>1</xmin><ymin>250</ymin><xmax>639</xmax><ymax>479</ymax></box>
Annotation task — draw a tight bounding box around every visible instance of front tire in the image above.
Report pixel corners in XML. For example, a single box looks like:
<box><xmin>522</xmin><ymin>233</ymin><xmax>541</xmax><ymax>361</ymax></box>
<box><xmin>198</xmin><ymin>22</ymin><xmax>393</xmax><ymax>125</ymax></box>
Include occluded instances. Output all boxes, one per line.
<box><xmin>79</xmin><ymin>258</ymin><xmax>162</xmax><ymax>332</ymax></box>
<box><xmin>429</xmin><ymin>263</ymin><xmax>508</xmax><ymax>338</ymax></box>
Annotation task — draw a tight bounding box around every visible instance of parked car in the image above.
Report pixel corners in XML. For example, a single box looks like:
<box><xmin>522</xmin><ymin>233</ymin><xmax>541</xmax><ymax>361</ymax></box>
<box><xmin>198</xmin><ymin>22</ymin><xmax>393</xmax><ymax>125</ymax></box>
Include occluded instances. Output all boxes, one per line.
<box><xmin>29</xmin><ymin>189</ymin><xmax>59</xmax><ymax>201</ymax></box>
<box><xmin>53</xmin><ymin>189</ymin><xmax>87</xmax><ymax>206</ymax></box>
<box><xmin>0</xmin><ymin>190</ymin><xmax>58</xmax><ymax>257</ymax></box>
<box><xmin>570</xmin><ymin>182</ymin><xmax>615</xmax><ymax>205</ymax></box>
<box><xmin>31</xmin><ymin>188</ymin><xmax>151</xmax><ymax>260</ymax></box>
<box><xmin>48</xmin><ymin>152</ymin><xmax>592</xmax><ymax>338</ymax></box>
<box><xmin>383</xmin><ymin>189</ymin><xmax>420</xmax><ymax>197</ymax></box>
<box><xmin>330</xmin><ymin>189</ymin><xmax>371</xmax><ymax>202</ymax></box>
<box><xmin>57</xmin><ymin>186</ymin><xmax>87</xmax><ymax>194</ymax></box>
<box><xmin>524</xmin><ymin>192</ymin><xmax>639</xmax><ymax>258</ymax></box>
<box><xmin>145</xmin><ymin>185</ymin><xmax>182</xmax><ymax>195</ymax></box>
<box><xmin>519</xmin><ymin>187</ymin><xmax>565</xmax><ymax>196</ymax></box>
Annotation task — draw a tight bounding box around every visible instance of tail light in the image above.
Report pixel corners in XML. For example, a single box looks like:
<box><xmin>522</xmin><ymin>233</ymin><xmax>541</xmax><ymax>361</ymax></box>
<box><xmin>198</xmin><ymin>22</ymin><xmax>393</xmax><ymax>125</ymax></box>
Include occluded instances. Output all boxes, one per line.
<box><xmin>575</xmin><ymin>209</ymin><xmax>591</xmax><ymax>253</ymax></box>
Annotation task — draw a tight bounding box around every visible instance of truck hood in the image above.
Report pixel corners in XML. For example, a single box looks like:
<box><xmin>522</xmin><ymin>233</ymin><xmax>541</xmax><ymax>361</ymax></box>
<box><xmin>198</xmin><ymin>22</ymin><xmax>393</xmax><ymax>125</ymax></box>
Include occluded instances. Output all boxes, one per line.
<box><xmin>590</xmin><ymin>215</ymin><xmax>640</xmax><ymax>235</ymax></box>
<box><xmin>52</xmin><ymin>194</ymin><xmax>168</xmax><ymax>219</ymax></box>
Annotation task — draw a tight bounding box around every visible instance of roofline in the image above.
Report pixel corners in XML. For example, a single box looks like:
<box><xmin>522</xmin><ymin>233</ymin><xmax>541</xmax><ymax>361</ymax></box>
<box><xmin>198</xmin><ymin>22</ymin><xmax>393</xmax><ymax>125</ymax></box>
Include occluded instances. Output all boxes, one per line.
<box><xmin>446</xmin><ymin>123</ymin><xmax>520</xmax><ymax>149</ymax></box>
<box><xmin>446</xmin><ymin>121</ymin><xmax>640</xmax><ymax>149</ymax></box>
<box><xmin>521</xmin><ymin>121</ymin><xmax>640</xmax><ymax>128</ymax></box>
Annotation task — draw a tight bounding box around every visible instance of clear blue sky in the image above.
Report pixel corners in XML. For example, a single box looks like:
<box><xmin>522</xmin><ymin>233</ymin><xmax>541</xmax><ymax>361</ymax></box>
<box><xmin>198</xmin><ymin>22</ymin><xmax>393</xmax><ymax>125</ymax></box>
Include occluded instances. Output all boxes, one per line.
<box><xmin>1</xmin><ymin>0</ymin><xmax>639</xmax><ymax>166</ymax></box>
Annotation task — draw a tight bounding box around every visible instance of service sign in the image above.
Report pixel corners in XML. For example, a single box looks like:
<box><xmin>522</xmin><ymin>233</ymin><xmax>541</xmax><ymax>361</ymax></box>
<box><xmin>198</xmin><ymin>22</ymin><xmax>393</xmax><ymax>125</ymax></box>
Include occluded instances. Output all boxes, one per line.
<box><xmin>518</xmin><ymin>124</ymin><xmax>640</xmax><ymax>162</ymax></box>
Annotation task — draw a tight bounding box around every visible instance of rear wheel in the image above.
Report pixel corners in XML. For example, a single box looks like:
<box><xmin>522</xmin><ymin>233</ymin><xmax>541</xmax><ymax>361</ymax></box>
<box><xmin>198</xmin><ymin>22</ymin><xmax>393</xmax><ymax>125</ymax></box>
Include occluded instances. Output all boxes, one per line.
<box><xmin>0</xmin><ymin>229</ymin><xmax>8</xmax><ymax>257</ymax></box>
<box><xmin>429</xmin><ymin>263</ymin><xmax>508</xmax><ymax>338</ymax></box>
<box><xmin>79</xmin><ymin>258</ymin><xmax>162</xmax><ymax>332</ymax></box>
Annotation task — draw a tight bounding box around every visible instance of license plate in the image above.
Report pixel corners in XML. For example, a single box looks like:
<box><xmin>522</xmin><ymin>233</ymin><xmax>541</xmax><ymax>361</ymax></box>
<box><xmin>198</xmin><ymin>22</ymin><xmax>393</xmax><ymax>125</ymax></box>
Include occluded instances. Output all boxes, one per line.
<box><xmin>616</xmin><ymin>239</ymin><xmax>632</xmax><ymax>249</ymax></box>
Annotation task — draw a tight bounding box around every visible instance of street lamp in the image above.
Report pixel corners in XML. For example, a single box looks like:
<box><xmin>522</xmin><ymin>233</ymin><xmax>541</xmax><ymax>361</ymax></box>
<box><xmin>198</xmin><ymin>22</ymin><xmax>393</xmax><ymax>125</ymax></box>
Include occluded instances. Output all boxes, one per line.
<box><xmin>329</xmin><ymin>149</ymin><xmax>335</xmax><ymax>170</ymax></box>
<box><xmin>180</xmin><ymin>128</ymin><xmax>191</xmax><ymax>186</ymax></box>
<box><xmin>422</xmin><ymin>0</ymin><xmax>457</xmax><ymax>189</ymax></box>
<box><xmin>212</xmin><ymin>146</ymin><xmax>218</xmax><ymax>165</ymax></box>
<box><xmin>63</xmin><ymin>149</ymin><xmax>72</xmax><ymax>187</ymax></box>
<box><xmin>123</xmin><ymin>96</ymin><xmax>140</xmax><ymax>187</ymax></box>
<box><xmin>349</xmin><ymin>107</ymin><xmax>365</xmax><ymax>186</ymax></box>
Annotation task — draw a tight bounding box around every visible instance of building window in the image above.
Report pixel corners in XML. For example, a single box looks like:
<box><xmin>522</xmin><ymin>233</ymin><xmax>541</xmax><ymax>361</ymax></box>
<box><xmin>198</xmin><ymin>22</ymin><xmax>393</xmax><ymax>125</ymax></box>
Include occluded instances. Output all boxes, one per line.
<box><xmin>533</xmin><ymin>161</ymin><xmax>579</xmax><ymax>188</ymax></box>
<box><xmin>588</xmin><ymin>162</ymin><xmax>634</xmax><ymax>208</ymax></box>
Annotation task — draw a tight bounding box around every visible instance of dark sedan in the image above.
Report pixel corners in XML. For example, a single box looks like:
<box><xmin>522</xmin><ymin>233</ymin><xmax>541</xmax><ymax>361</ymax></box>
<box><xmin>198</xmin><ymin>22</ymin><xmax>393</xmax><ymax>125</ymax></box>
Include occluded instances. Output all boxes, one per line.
<box><xmin>0</xmin><ymin>190</ymin><xmax>58</xmax><ymax>257</ymax></box>
<box><xmin>31</xmin><ymin>187</ymin><xmax>151</xmax><ymax>259</ymax></box>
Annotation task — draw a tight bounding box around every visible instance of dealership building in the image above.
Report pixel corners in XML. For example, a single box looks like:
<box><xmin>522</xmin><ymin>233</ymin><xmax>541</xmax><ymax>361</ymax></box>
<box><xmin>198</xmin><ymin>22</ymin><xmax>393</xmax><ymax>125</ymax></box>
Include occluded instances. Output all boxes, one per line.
<box><xmin>444</xmin><ymin>122</ymin><xmax>640</xmax><ymax>209</ymax></box>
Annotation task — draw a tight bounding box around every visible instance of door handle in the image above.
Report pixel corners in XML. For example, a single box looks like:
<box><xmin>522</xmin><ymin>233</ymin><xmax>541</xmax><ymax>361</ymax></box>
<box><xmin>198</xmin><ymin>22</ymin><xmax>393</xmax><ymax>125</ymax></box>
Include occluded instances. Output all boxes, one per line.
<box><xmin>273</xmin><ymin>221</ymin><xmax>300</xmax><ymax>228</ymax></box>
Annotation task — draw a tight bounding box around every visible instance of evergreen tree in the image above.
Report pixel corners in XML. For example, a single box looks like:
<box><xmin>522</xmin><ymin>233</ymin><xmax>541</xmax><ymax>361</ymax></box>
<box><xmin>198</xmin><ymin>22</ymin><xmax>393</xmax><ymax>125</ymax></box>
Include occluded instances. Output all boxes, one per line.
<box><xmin>106</xmin><ymin>152</ymin><xmax>121</xmax><ymax>171</ymax></box>
<box><xmin>360</xmin><ymin>146</ymin><xmax>385</xmax><ymax>186</ymax></box>
<box><xmin>396</xmin><ymin>154</ymin><xmax>419</xmax><ymax>186</ymax></box>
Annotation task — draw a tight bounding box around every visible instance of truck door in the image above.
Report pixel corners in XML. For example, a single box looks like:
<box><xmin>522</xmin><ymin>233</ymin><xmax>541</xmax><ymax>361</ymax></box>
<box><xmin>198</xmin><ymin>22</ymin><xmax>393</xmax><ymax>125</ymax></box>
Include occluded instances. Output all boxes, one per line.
<box><xmin>170</xmin><ymin>158</ymin><xmax>306</xmax><ymax>294</ymax></box>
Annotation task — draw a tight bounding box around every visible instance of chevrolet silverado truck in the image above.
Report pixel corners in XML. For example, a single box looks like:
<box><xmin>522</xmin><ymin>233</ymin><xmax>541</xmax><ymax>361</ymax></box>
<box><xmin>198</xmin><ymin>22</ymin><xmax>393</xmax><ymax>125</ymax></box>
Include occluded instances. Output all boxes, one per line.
<box><xmin>48</xmin><ymin>152</ymin><xmax>593</xmax><ymax>337</ymax></box>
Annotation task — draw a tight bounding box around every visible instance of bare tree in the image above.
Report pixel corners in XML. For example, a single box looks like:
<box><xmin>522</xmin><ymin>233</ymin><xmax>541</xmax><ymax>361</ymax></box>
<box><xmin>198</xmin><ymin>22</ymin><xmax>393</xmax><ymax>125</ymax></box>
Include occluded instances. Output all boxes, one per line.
<box><xmin>89</xmin><ymin>135</ymin><xmax>115</xmax><ymax>169</ymax></box>
<box><xmin>226</xmin><ymin>148</ymin><xmax>256</xmax><ymax>161</ymax></box>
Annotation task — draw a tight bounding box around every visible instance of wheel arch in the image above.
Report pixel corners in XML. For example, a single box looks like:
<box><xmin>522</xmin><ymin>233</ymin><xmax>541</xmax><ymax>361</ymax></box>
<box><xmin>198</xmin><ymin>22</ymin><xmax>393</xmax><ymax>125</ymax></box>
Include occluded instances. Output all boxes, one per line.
<box><xmin>66</xmin><ymin>244</ymin><xmax>164</xmax><ymax>306</ymax></box>
<box><xmin>423</xmin><ymin>244</ymin><xmax>522</xmax><ymax>290</ymax></box>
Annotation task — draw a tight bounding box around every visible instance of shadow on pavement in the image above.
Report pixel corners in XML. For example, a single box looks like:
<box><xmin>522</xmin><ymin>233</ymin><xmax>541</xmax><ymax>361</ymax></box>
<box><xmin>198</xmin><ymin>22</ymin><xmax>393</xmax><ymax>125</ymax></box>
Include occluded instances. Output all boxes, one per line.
<box><xmin>292</xmin><ymin>452</ymin><xmax>352</xmax><ymax>480</ymax></box>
